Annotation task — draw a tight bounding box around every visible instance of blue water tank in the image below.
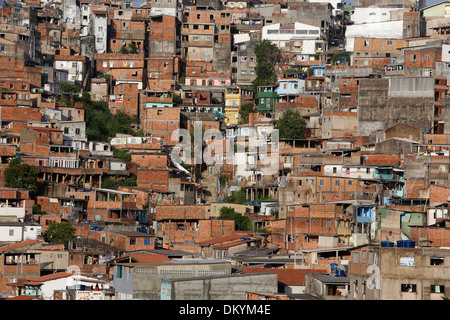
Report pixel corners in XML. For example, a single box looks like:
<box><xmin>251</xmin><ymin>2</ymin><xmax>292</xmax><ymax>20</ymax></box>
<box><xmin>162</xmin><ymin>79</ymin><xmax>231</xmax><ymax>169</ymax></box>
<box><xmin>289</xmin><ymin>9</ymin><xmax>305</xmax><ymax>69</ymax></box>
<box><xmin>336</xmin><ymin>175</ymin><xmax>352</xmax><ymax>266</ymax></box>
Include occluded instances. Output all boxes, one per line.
<box><xmin>381</xmin><ymin>241</ymin><xmax>394</xmax><ymax>247</ymax></box>
<box><xmin>330</xmin><ymin>263</ymin><xmax>338</xmax><ymax>271</ymax></box>
<box><xmin>14</xmin><ymin>3</ymin><xmax>21</xmax><ymax>7</ymax></box>
<box><xmin>397</xmin><ymin>240</ymin><xmax>411</xmax><ymax>247</ymax></box>
<box><xmin>255</xmin><ymin>201</ymin><xmax>260</xmax><ymax>205</ymax></box>
<box><xmin>249</xmin><ymin>201</ymin><xmax>254</xmax><ymax>205</ymax></box>
<box><xmin>336</xmin><ymin>269</ymin><xmax>345</xmax><ymax>277</ymax></box>
<box><xmin>219</xmin><ymin>200</ymin><xmax>224</xmax><ymax>203</ymax></box>
<box><xmin>0</xmin><ymin>2</ymin><xmax>7</xmax><ymax>5</ymax></box>
<box><xmin>404</xmin><ymin>240</ymin><xmax>415</xmax><ymax>248</ymax></box>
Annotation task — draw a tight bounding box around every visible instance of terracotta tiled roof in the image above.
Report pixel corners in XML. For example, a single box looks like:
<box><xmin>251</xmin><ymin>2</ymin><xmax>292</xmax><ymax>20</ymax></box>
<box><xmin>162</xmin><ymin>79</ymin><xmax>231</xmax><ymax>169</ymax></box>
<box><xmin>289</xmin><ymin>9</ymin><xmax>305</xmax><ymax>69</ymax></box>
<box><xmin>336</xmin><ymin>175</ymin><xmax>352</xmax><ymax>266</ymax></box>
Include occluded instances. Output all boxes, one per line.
<box><xmin>129</xmin><ymin>254</ymin><xmax>171</xmax><ymax>263</ymax></box>
<box><xmin>197</xmin><ymin>233</ymin><xmax>254</xmax><ymax>246</ymax></box>
<box><xmin>27</xmin><ymin>272</ymin><xmax>73</xmax><ymax>282</ymax></box>
<box><xmin>0</xmin><ymin>240</ymin><xmax>41</xmax><ymax>252</ymax></box>
<box><xmin>242</xmin><ymin>268</ymin><xmax>327</xmax><ymax>286</ymax></box>
<box><xmin>6</xmin><ymin>295</ymin><xmax>43</xmax><ymax>300</ymax></box>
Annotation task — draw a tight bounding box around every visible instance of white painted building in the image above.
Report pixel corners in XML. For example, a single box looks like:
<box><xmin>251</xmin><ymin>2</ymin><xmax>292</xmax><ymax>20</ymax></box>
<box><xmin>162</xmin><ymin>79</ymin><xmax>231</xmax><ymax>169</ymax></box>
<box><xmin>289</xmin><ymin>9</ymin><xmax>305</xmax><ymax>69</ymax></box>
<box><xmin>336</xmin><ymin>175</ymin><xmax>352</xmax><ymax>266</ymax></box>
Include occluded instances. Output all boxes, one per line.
<box><xmin>90</xmin><ymin>10</ymin><xmax>108</xmax><ymax>54</ymax></box>
<box><xmin>27</xmin><ymin>272</ymin><xmax>112</xmax><ymax>300</ymax></box>
<box><xmin>324</xmin><ymin>164</ymin><xmax>376</xmax><ymax>180</ymax></box>
<box><xmin>442</xmin><ymin>43</ymin><xmax>450</xmax><ymax>62</ymax></box>
<box><xmin>54</xmin><ymin>58</ymin><xmax>87</xmax><ymax>84</ymax></box>
<box><xmin>262</xmin><ymin>22</ymin><xmax>324</xmax><ymax>50</ymax></box>
<box><xmin>62</xmin><ymin>0</ymin><xmax>81</xmax><ymax>24</ymax></box>
<box><xmin>345</xmin><ymin>7</ymin><xmax>404</xmax><ymax>52</ymax></box>
<box><xmin>0</xmin><ymin>222</ymin><xmax>42</xmax><ymax>242</ymax></box>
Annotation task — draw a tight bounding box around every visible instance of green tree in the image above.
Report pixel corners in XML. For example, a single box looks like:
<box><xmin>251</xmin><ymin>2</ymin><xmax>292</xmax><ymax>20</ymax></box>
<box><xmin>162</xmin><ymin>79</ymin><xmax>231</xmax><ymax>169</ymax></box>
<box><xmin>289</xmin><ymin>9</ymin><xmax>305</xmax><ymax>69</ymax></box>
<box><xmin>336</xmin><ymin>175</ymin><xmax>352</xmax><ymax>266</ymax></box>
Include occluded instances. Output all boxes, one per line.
<box><xmin>112</xmin><ymin>147</ymin><xmax>131</xmax><ymax>162</ymax></box>
<box><xmin>226</xmin><ymin>188</ymin><xmax>247</xmax><ymax>205</ymax></box>
<box><xmin>59</xmin><ymin>81</ymin><xmax>79</xmax><ymax>106</ymax></box>
<box><xmin>128</xmin><ymin>43</ymin><xmax>138</xmax><ymax>54</ymax></box>
<box><xmin>173</xmin><ymin>93</ymin><xmax>183</xmax><ymax>104</ymax></box>
<box><xmin>239</xmin><ymin>102</ymin><xmax>255</xmax><ymax>124</ymax></box>
<box><xmin>219</xmin><ymin>207</ymin><xmax>252</xmax><ymax>231</ymax></box>
<box><xmin>101</xmin><ymin>174</ymin><xmax>137</xmax><ymax>190</ymax></box>
<box><xmin>119</xmin><ymin>45</ymin><xmax>128</xmax><ymax>54</ymax></box>
<box><xmin>83</xmin><ymin>96</ymin><xmax>139</xmax><ymax>142</ymax></box>
<box><xmin>44</xmin><ymin>221</ymin><xmax>76</xmax><ymax>246</ymax></box>
<box><xmin>275</xmin><ymin>110</ymin><xmax>306</xmax><ymax>140</ymax></box>
<box><xmin>252</xmin><ymin>40</ymin><xmax>282</xmax><ymax>93</ymax></box>
<box><xmin>3</xmin><ymin>159</ymin><xmax>38</xmax><ymax>196</ymax></box>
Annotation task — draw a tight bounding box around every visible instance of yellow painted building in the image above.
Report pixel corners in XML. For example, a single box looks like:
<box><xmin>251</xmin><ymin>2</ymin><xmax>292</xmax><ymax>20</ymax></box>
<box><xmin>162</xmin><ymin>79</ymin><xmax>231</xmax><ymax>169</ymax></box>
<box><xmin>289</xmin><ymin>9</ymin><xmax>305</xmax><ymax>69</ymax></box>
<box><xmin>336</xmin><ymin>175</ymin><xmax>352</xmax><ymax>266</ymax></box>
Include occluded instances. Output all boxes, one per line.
<box><xmin>224</xmin><ymin>87</ymin><xmax>241</xmax><ymax>126</ymax></box>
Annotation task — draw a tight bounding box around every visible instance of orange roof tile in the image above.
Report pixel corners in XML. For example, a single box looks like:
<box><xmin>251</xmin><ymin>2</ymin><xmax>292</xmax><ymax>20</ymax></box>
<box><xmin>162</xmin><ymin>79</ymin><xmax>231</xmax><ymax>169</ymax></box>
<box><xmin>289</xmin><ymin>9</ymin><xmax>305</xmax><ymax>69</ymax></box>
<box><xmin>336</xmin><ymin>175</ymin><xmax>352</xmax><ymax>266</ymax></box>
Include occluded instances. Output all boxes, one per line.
<box><xmin>129</xmin><ymin>254</ymin><xmax>171</xmax><ymax>263</ymax></box>
<box><xmin>197</xmin><ymin>233</ymin><xmax>254</xmax><ymax>246</ymax></box>
<box><xmin>0</xmin><ymin>240</ymin><xmax>41</xmax><ymax>252</ymax></box>
<box><xmin>6</xmin><ymin>295</ymin><xmax>43</xmax><ymax>300</ymax></box>
<box><xmin>27</xmin><ymin>272</ymin><xmax>72</xmax><ymax>282</ymax></box>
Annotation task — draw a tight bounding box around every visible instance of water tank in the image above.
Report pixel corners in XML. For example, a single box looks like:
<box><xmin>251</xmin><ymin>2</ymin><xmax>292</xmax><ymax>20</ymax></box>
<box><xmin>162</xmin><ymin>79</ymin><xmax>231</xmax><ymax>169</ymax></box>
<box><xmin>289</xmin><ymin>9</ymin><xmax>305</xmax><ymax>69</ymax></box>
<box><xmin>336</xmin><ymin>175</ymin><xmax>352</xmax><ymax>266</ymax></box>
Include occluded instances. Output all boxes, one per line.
<box><xmin>335</xmin><ymin>269</ymin><xmax>345</xmax><ymax>277</ymax></box>
<box><xmin>330</xmin><ymin>263</ymin><xmax>338</xmax><ymax>271</ymax></box>
<box><xmin>14</xmin><ymin>3</ymin><xmax>21</xmax><ymax>7</ymax></box>
<box><xmin>397</xmin><ymin>240</ymin><xmax>415</xmax><ymax>247</ymax></box>
<box><xmin>381</xmin><ymin>241</ymin><xmax>394</xmax><ymax>247</ymax></box>
<box><xmin>249</xmin><ymin>201</ymin><xmax>254</xmax><ymax>205</ymax></box>
<box><xmin>403</xmin><ymin>240</ymin><xmax>415</xmax><ymax>248</ymax></box>
<box><xmin>255</xmin><ymin>201</ymin><xmax>260</xmax><ymax>205</ymax></box>
<box><xmin>0</xmin><ymin>2</ymin><xmax>7</xmax><ymax>5</ymax></box>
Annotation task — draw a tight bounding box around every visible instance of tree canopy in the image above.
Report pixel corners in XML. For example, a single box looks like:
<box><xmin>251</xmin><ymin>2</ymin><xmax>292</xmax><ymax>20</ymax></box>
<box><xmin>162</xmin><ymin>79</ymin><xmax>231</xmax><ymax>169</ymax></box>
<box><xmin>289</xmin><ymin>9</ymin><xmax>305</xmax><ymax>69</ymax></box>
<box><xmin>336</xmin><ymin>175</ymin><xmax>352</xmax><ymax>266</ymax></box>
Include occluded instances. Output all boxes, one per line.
<box><xmin>44</xmin><ymin>221</ymin><xmax>76</xmax><ymax>246</ymax></box>
<box><xmin>275</xmin><ymin>110</ymin><xmax>306</xmax><ymax>140</ymax></box>
<box><xmin>83</xmin><ymin>98</ymin><xmax>139</xmax><ymax>142</ymax></box>
<box><xmin>59</xmin><ymin>81</ymin><xmax>79</xmax><ymax>106</ymax></box>
<box><xmin>239</xmin><ymin>102</ymin><xmax>255</xmax><ymax>124</ymax></box>
<box><xmin>3</xmin><ymin>158</ymin><xmax>39</xmax><ymax>196</ymax></box>
<box><xmin>225</xmin><ymin>188</ymin><xmax>247</xmax><ymax>205</ymax></box>
<box><xmin>219</xmin><ymin>207</ymin><xmax>252</xmax><ymax>231</ymax></box>
<box><xmin>252</xmin><ymin>40</ymin><xmax>282</xmax><ymax>93</ymax></box>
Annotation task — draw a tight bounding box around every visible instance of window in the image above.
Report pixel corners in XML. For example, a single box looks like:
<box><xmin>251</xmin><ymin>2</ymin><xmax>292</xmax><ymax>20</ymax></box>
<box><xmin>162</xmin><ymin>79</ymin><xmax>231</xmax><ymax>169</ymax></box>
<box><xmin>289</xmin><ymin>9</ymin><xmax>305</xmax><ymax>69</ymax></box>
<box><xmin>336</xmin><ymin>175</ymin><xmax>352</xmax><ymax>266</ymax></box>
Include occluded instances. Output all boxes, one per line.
<box><xmin>9</xmin><ymin>229</ymin><xmax>14</xmax><ymax>236</ymax></box>
<box><xmin>144</xmin><ymin>238</ymin><xmax>151</xmax><ymax>246</ymax></box>
<box><xmin>430</xmin><ymin>257</ymin><xmax>444</xmax><ymax>266</ymax></box>
<box><xmin>430</xmin><ymin>285</ymin><xmax>445</xmax><ymax>293</ymax></box>
<box><xmin>352</xmin><ymin>252</ymin><xmax>360</xmax><ymax>263</ymax></box>
<box><xmin>129</xmin><ymin>237</ymin><xmax>136</xmax><ymax>245</ymax></box>
<box><xmin>326</xmin><ymin>221</ymin><xmax>331</xmax><ymax>228</ymax></box>
<box><xmin>116</xmin><ymin>265</ymin><xmax>123</xmax><ymax>278</ymax></box>
<box><xmin>424</xmin><ymin>54</ymin><xmax>430</xmax><ymax>60</ymax></box>
<box><xmin>386</xmin><ymin>40</ymin><xmax>392</xmax><ymax>46</ymax></box>
<box><xmin>320</xmin><ymin>179</ymin><xmax>324</xmax><ymax>186</ymax></box>
<box><xmin>157</xmin><ymin>110</ymin><xmax>163</xmax><ymax>115</ymax></box>
<box><xmin>401</xmin><ymin>284</ymin><xmax>416</xmax><ymax>293</ymax></box>
<box><xmin>410</xmin><ymin>54</ymin><xmax>416</xmax><ymax>62</ymax></box>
